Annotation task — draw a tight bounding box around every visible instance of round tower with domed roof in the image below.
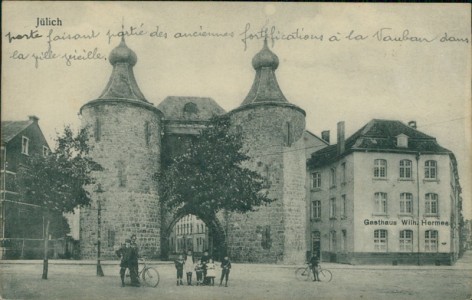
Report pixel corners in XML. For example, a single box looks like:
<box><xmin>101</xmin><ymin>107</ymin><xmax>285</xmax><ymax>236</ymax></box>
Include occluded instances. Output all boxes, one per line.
<box><xmin>79</xmin><ymin>37</ymin><xmax>163</xmax><ymax>258</ymax></box>
<box><xmin>227</xmin><ymin>39</ymin><xmax>307</xmax><ymax>263</ymax></box>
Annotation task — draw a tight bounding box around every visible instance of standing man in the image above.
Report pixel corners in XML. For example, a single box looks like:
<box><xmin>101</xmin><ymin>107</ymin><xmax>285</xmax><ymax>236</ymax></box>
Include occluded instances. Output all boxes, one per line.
<box><xmin>130</xmin><ymin>234</ymin><xmax>140</xmax><ymax>287</ymax></box>
<box><xmin>219</xmin><ymin>256</ymin><xmax>231</xmax><ymax>287</ymax></box>
<box><xmin>309</xmin><ymin>254</ymin><xmax>320</xmax><ymax>282</ymax></box>
<box><xmin>116</xmin><ymin>239</ymin><xmax>132</xmax><ymax>287</ymax></box>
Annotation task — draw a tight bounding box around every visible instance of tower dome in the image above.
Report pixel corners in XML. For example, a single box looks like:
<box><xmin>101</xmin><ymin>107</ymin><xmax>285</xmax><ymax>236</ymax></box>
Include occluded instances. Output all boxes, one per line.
<box><xmin>240</xmin><ymin>38</ymin><xmax>289</xmax><ymax>105</ymax></box>
<box><xmin>252</xmin><ymin>38</ymin><xmax>279</xmax><ymax>70</ymax></box>
<box><xmin>109</xmin><ymin>38</ymin><xmax>138</xmax><ymax>66</ymax></box>
<box><xmin>90</xmin><ymin>37</ymin><xmax>148</xmax><ymax>102</ymax></box>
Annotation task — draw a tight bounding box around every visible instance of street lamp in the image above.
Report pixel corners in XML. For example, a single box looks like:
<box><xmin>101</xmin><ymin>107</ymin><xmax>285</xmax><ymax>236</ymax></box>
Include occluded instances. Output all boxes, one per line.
<box><xmin>95</xmin><ymin>184</ymin><xmax>105</xmax><ymax>277</ymax></box>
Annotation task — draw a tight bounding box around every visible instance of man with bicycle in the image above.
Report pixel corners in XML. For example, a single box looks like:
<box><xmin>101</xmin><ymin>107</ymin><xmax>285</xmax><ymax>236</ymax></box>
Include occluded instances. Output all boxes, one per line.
<box><xmin>309</xmin><ymin>254</ymin><xmax>320</xmax><ymax>282</ymax></box>
<box><xmin>116</xmin><ymin>239</ymin><xmax>133</xmax><ymax>287</ymax></box>
<box><xmin>130</xmin><ymin>234</ymin><xmax>140</xmax><ymax>287</ymax></box>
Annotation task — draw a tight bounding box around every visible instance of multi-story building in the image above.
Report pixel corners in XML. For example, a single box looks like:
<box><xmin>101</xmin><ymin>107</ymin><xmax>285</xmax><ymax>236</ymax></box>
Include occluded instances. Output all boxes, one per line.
<box><xmin>0</xmin><ymin>116</ymin><xmax>51</xmax><ymax>259</ymax></box>
<box><xmin>168</xmin><ymin>214</ymin><xmax>208</xmax><ymax>255</ymax></box>
<box><xmin>307</xmin><ymin>119</ymin><xmax>462</xmax><ymax>265</ymax></box>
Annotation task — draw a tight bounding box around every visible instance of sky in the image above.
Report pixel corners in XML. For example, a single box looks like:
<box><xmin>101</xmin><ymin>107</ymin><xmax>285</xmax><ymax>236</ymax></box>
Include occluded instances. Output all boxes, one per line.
<box><xmin>2</xmin><ymin>2</ymin><xmax>471</xmax><ymax>217</ymax></box>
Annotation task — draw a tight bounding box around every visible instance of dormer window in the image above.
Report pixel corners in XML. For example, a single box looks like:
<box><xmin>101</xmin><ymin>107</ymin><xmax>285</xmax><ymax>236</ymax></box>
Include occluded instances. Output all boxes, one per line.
<box><xmin>183</xmin><ymin>102</ymin><xmax>199</xmax><ymax>119</ymax></box>
<box><xmin>396</xmin><ymin>134</ymin><xmax>408</xmax><ymax>148</ymax></box>
<box><xmin>21</xmin><ymin>136</ymin><xmax>29</xmax><ymax>155</ymax></box>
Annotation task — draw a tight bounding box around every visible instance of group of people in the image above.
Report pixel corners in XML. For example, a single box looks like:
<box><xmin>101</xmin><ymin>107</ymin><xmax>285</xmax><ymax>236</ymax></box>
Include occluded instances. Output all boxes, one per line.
<box><xmin>174</xmin><ymin>250</ymin><xmax>231</xmax><ymax>287</ymax></box>
<box><xmin>116</xmin><ymin>236</ymin><xmax>232</xmax><ymax>288</ymax></box>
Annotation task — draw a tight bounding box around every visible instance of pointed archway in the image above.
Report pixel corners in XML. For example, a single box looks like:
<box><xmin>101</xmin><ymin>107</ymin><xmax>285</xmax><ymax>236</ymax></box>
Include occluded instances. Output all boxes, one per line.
<box><xmin>161</xmin><ymin>204</ymin><xmax>226</xmax><ymax>261</ymax></box>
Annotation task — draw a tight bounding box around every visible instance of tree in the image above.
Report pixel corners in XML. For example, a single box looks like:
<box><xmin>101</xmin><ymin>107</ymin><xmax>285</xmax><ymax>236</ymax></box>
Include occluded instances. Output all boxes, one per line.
<box><xmin>158</xmin><ymin>115</ymin><xmax>273</xmax><ymax>220</ymax></box>
<box><xmin>17</xmin><ymin>126</ymin><xmax>102</xmax><ymax>279</ymax></box>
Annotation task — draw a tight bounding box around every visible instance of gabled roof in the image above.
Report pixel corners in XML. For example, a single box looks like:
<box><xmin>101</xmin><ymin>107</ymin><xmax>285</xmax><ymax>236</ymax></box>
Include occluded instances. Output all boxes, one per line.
<box><xmin>157</xmin><ymin>96</ymin><xmax>225</xmax><ymax>121</ymax></box>
<box><xmin>1</xmin><ymin>120</ymin><xmax>34</xmax><ymax>144</ymax></box>
<box><xmin>308</xmin><ymin>119</ymin><xmax>452</xmax><ymax>168</ymax></box>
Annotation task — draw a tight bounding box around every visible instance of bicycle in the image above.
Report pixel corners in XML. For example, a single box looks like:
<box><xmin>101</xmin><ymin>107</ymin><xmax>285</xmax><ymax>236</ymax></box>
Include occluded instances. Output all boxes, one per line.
<box><xmin>295</xmin><ymin>264</ymin><xmax>332</xmax><ymax>282</ymax></box>
<box><xmin>126</xmin><ymin>257</ymin><xmax>160</xmax><ymax>287</ymax></box>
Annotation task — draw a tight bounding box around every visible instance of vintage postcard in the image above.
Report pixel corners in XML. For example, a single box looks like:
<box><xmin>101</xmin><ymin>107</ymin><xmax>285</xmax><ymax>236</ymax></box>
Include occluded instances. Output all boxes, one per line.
<box><xmin>1</xmin><ymin>2</ymin><xmax>471</xmax><ymax>300</ymax></box>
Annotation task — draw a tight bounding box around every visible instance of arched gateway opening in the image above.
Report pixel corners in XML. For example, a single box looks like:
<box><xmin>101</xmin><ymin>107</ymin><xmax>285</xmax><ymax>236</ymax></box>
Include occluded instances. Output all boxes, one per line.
<box><xmin>161</xmin><ymin>206</ymin><xmax>226</xmax><ymax>261</ymax></box>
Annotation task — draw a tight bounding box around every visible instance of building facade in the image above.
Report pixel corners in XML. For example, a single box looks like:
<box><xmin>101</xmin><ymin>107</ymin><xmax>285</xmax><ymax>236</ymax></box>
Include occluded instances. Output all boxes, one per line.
<box><xmin>0</xmin><ymin>116</ymin><xmax>52</xmax><ymax>259</ymax></box>
<box><xmin>168</xmin><ymin>214</ymin><xmax>208</xmax><ymax>255</ymax></box>
<box><xmin>79</xmin><ymin>37</ymin><xmax>326</xmax><ymax>263</ymax></box>
<box><xmin>307</xmin><ymin>120</ymin><xmax>462</xmax><ymax>265</ymax></box>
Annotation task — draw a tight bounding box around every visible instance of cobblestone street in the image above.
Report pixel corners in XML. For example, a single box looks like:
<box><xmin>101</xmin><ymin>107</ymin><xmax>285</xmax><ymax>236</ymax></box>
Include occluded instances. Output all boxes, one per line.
<box><xmin>1</xmin><ymin>252</ymin><xmax>471</xmax><ymax>300</ymax></box>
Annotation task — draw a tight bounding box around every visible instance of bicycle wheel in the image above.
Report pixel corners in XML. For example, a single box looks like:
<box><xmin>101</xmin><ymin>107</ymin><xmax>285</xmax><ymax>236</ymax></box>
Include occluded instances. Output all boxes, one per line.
<box><xmin>142</xmin><ymin>267</ymin><xmax>160</xmax><ymax>287</ymax></box>
<box><xmin>295</xmin><ymin>267</ymin><xmax>310</xmax><ymax>281</ymax></box>
<box><xmin>318</xmin><ymin>269</ymin><xmax>332</xmax><ymax>282</ymax></box>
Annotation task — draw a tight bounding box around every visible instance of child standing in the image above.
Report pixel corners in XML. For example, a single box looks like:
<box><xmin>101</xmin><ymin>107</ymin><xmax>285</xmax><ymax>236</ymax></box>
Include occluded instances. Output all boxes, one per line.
<box><xmin>205</xmin><ymin>258</ymin><xmax>216</xmax><ymax>286</ymax></box>
<box><xmin>184</xmin><ymin>250</ymin><xmax>194</xmax><ymax>286</ymax></box>
<box><xmin>174</xmin><ymin>254</ymin><xmax>185</xmax><ymax>286</ymax></box>
<box><xmin>219</xmin><ymin>256</ymin><xmax>231</xmax><ymax>287</ymax></box>
<box><xmin>195</xmin><ymin>262</ymin><xmax>204</xmax><ymax>286</ymax></box>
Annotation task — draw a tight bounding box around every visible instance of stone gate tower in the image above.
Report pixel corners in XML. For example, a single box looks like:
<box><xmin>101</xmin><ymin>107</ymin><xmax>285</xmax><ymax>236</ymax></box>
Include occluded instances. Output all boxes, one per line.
<box><xmin>226</xmin><ymin>40</ymin><xmax>307</xmax><ymax>263</ymax></box>
<box><xmin>79</xmin><ymin>37</ymin><xmax>163</xmax><ymax>258</ymax></box>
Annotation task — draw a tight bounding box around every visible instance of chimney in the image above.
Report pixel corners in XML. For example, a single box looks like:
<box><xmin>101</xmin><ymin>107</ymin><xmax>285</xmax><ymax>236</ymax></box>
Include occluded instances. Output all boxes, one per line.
<box><xmin>408</xmin><ymin>121</ymin><xmax>417</xmax><ymax>129</ymax></box>
<box><xmin>321</xmin><ymin>130</ymin><xmax>330</xmax><ymax>144</ymax></box>
<box><xmin>337</xmin><ymin>121</ymin><xmax>345</xmax><ymax>155</ymax></box>
<box><xmin>28</xmin><ymin>115</ymin><xmax>39</xmax><ymax>123</ymax></box>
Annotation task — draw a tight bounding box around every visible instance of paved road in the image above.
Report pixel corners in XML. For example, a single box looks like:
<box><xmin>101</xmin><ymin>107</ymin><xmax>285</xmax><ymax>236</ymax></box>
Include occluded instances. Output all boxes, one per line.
<box><xmin>1</xmin><ymin>253</ymin><xmax>471</xmax><ymax>300</ymax></box>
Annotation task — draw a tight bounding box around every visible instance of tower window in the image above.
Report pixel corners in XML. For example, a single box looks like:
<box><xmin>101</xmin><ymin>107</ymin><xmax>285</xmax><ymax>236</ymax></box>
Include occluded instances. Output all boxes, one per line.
<box><xmin>95</xmin><ymin>118</ymin><xmax>101</xmax><ymax>142</ymax></box>
<box><xmin>285</xmin><ymin>122</ymin><xmax>292</xmax><ymax>147</ymax></box>
<box><xmin>144</xmin><ymin>121</ymin><xmax>151</xmax><ymax>146</ymax></box>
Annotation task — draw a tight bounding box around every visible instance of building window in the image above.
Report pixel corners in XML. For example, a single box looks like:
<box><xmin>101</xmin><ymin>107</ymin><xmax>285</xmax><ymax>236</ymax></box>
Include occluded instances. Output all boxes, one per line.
<box><xmin>330</xmin><ymin>231</ymin><xmax>337</xmax><ymax>252</ymax></box>
<box><xmin>425</xmin><ymin>160</ymin><xmax>437</xmax><ymax>179</ymax></box>
<box><xmin>399</xmin><ymin>159</ymin><xmax>412</xmax><ymax>179</ymax></box>
<box><xmin>108</xmin><ymin>230</ymin><xmax>115</xmax><ymax>248</ymax></box>
<box><xmin>399</xmin><ymin>230</ymin><xmax>413</xmax><ymax>252</ymax></box>
<box><xmin>341</xmin><ymin>230</ymin><xmax>347</xmax><ymax>252</ymax></box>
<box><xmin>400</xmin><ymin>193</ymin><xmax>413</xmax><ymax>214</ymax></box>
<box><xmin>341</xmin><ymin>162</ymin><xmax>346</xmax><ymax>184</ymax></box>
<box><xmin>329</xmin><ymin>168</ymin><xmax>336</xmax><ymax>188</ymax></box>
<box><xmin>42</xmin><ymin>146</ymin><xmax>49</xmax><ymax>157</ymax></box>
<box><xmin>341</xmin><ymin>195</ymin><xmax>347</xmax><ymax>218</ymax></box>
<box><xmin>144</xmin><ymin>121</ymin><xmax>151</xmax><ymax>146</ymax></box>
<box><xmin>95</xmin><ymin>118</ymin><xmax>101</xmax><ymax>142</ymax></box>
<box><xmin>425</xmin><ymin>193</ymin><xmax>438</xmax><ymax>215</ymax></box>
<box><xmin>311</xmin><ymin>172</ymin><xmax>321</xmax><ymax>189</ymax></box>
<box><xmin>311</xmin><ymin>200</ymin><xmax>321</xmax><ymax>219</ymax></box>
<box><xmin>21</xmin><ymin>136</ymin><xmax>29</xmax><ymax>155</ymax></box>
<box><xmin>425</xmin><ymin>230</ymin><xmax>438</xmax><ymax>252</ymax></box>
<box><xmin>374</xmin><ymin>159</ymin><xmax>387</xmax><ymax>178</ymax></box>
<box><xmin>374</xmin><ymin>192</ymin><xmax>388</xmax><ymax>214</ymax></box>
<box><xmin>329</xmin><ymin>198</ymin><xmax>336</xmax><ymax>219</ymax></box>
<box><xmin>374</xmin><ymin>229</ymin><xmax>388</xmax><ymax>252</ymax></box>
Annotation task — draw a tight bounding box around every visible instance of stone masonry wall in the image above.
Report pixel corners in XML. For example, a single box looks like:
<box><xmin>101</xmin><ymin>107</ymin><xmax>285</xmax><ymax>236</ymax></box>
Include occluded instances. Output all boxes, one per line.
<box><xmin>282</xmin><ymin>136</ymin><xmax>308</xmax><ymax>264</ymax></box>
<box><xmin>80</xmin><ymin>101</ymin><xmax>162</xmax><ymax>259</ymax></box>
<box><xmin>227</xmin><ymin>104</ymin><xmax>306</xmax><ymax>263</ymax></box>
